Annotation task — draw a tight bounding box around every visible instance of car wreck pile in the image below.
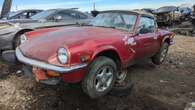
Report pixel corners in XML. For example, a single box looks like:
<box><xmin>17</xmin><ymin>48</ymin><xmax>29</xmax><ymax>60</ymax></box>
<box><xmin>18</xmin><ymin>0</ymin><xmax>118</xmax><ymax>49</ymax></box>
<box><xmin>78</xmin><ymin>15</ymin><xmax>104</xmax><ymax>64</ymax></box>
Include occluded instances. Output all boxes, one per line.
<box><xmin>153</xmin><ymin>5</ymin><xmax>195</xmax><ymax>37</ymax></box>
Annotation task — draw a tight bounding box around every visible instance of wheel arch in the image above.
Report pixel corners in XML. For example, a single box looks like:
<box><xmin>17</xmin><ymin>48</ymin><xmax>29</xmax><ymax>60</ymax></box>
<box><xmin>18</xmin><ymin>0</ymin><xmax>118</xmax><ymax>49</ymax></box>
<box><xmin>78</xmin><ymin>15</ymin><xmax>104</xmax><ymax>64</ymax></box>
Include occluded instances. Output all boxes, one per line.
<box><xmin>161</xmin><ymin>33</ymin><xmax>174</xmax><ymax>45</ymax></box>
<box><xmin>12</xmin><ymin>29</ymin><xmax>33</xmax><ymax>48</ymax></box>
<box><xmin>92</xmin><ymin>47</ymin><xmax>122</xmax><ymax>71</ymax></box>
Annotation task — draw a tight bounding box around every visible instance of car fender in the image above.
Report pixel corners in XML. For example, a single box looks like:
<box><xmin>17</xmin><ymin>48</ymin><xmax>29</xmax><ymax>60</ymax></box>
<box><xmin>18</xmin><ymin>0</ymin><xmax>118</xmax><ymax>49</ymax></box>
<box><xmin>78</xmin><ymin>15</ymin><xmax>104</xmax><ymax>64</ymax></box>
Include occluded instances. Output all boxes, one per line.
<box><xmin>14</xmin><ymin>28</ymin><xmax>34</xmax><ymax>37</ymax></box>
<box><xmin>162</xmin><ymin>32</ymin><xmax>175</xmax><ymax>45</ymax></box>
<box><xmin>91</xmin><ymin>45</ymin><xmax>122</xmax><ymax>63</ymax></box>
<box><xmin>162</xmin><ymin>35</ymin><xmax>170</xmax><ymax>44</ymax></box>
<box><xmin>159</xmin><ymin>30</ymin><xmax>174</xmax><ymax>45</ymax></box>
<box><xmin>12</xmin><ymin>28</ymin><xmax>33</xmax><ymax>44</ymax></box>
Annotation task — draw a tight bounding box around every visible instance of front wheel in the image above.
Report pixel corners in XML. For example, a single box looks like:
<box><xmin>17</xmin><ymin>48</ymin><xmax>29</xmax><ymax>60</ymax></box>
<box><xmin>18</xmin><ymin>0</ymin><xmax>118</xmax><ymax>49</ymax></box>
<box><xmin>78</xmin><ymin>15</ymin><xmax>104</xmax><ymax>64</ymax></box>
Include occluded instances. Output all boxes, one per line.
<box><xmin>82</xmin><ymin>56</ymin><xmax>117</xmax><ymax>98</ymax></box>
<box><xmin>152</xmin><ymin>42</ymin><xmax>169</xmax><ymax>65</ymax></box>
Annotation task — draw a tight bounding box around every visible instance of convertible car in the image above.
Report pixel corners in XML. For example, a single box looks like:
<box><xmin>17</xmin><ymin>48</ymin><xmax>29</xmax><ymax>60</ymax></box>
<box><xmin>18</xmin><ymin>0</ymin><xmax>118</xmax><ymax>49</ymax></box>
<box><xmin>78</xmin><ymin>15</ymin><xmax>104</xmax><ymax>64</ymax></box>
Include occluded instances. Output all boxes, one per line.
<box><xmin>16</xmin><ymin>10</ymin><xmax>174</xmax><ymax>98</ymax></box>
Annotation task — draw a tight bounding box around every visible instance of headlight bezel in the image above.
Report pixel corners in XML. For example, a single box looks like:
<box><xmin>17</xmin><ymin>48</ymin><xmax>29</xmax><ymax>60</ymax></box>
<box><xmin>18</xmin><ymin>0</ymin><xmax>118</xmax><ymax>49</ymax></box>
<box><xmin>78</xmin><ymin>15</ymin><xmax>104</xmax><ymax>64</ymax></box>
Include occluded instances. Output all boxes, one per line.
<box><xmin>57</xmin><ymin>48</ymin><xmax>69</xmax><ymax>64</ymax></box>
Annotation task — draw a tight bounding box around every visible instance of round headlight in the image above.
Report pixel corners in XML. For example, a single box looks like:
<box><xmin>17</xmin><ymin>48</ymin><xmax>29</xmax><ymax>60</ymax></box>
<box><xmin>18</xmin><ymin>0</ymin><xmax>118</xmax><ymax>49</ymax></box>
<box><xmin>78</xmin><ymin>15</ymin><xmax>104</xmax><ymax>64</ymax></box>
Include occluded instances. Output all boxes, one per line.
<box><xmin>20</xmin><ymin>34</ymin><xmax>27</xmax><ymax>44</ymax></box>
<box><xmin>58</xmin><ymin>48</ymin><xmax>68</xmax><ymax>64</ymax></box>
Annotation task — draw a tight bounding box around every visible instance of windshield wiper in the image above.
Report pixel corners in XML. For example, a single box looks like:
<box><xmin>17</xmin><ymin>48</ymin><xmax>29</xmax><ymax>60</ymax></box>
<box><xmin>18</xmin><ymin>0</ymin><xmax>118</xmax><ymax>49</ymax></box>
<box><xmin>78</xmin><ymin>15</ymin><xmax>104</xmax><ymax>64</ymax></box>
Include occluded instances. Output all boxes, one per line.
<box><xmin>94</xmin><ymin>25</ymin><xmax>116</xmax><ymax>29</ymax></box>
<box><xmin>78</xmin><ymin>22</ymin><xmax>93</xmax><ymax>26</ymax></box>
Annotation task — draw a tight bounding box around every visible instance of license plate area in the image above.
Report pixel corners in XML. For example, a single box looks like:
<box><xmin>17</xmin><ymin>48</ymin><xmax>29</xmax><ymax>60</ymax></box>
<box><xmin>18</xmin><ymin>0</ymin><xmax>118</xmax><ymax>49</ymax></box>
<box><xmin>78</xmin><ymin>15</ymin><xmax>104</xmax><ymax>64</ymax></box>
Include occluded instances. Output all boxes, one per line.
<box><xmin>33</xmin><ymin>67</ymin><xmax>48</xmax><ymax>81</ymax></box>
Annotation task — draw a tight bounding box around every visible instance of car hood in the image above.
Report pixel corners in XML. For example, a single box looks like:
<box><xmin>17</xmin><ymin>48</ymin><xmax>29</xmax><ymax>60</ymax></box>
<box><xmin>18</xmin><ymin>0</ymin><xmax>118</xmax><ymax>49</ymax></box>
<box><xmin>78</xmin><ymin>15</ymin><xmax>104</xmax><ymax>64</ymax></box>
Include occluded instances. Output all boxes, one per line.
<box><xmin>17</xmin><ymin>19</ymin><xmax>90</xmax><ymax>29</ymax></box>
<box><xmin>0</xmin><ymin>18</ymin><xmax>91</xmax><ymax>31</ymax></box>
<box><xmin>20</xmin><ymin>26</ymin><xmax>126</xmax><ymax>62</ymax></box>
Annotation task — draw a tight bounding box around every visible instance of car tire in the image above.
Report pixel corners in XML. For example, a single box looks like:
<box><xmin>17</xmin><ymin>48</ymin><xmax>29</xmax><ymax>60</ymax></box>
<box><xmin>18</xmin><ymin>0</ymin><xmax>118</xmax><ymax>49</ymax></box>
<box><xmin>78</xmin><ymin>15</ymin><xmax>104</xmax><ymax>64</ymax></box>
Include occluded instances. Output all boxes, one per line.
<box><xmin>152</xmin><ymin>42</ymin><xmax>169</xmax><ymax>65</ymax></box>
<box><xmin>82</xmin><ymin>56</ymin><xmax>117</xmax><ymax>98</ymax></box>
<box><xmin>13</xmin><ymin>36</ymin><xmax>21</xmax><ymax>49</ymax></box>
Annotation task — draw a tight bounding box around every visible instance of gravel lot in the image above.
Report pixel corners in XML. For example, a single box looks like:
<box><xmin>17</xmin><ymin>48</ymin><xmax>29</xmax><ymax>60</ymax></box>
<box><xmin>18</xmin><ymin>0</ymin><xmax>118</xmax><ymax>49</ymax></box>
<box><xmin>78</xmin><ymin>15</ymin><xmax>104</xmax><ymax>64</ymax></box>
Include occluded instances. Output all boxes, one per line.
<box><xmin>0</xmin><ymin>35</ymin><xmax>194</xmax><ymax>110</ymax></box>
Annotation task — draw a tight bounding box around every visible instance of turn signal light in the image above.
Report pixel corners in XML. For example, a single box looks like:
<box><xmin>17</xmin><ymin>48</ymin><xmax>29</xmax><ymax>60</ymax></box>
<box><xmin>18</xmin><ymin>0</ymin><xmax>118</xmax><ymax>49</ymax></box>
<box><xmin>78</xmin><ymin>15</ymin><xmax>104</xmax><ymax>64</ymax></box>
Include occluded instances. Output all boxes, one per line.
<box><xmin>80</xmin><ymin>55</ymin><xmax>90</xmax><ymax>62</ymax></box>
<box><xmin>47</xmin><ymin>71</ymin><xmax>61</xmax><ymax>77</ymax></box>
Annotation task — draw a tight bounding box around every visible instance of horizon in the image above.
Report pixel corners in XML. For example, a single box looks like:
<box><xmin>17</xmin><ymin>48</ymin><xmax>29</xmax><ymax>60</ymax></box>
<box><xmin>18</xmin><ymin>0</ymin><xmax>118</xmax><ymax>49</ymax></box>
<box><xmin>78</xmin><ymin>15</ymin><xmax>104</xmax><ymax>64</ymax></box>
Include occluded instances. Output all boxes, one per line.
<box><xmin>0</xmin><ymin>0</ymin><xmax>195</xmax><ymax>12</ymax></box>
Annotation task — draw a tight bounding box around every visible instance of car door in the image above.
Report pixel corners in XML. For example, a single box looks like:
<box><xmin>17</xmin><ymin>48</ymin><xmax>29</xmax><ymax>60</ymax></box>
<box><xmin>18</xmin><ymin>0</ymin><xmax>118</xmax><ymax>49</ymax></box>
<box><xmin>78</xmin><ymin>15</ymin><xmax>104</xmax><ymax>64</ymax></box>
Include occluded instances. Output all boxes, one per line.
<box><xmin>134</xmin><ymin>16</ymin><xmax>158</xmax><ymax>59</ymax></box>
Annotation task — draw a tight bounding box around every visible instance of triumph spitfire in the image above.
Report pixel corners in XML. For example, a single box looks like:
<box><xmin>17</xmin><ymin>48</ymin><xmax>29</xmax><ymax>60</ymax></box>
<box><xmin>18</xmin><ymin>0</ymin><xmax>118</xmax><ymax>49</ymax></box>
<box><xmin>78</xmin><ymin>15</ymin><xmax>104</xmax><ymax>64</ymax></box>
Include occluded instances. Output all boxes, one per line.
<box><xmin>16</xmin><ymin>10</ymin><xmax>174</xmax><ymax>98</ymax></box>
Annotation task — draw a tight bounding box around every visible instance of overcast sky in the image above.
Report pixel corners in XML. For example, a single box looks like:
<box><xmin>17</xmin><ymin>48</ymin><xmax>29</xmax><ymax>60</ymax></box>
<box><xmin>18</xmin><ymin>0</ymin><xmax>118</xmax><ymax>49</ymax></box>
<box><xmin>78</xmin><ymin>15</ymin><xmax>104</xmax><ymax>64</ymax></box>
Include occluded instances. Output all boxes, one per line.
<box><xmin>0</xmin><ymin>0</ymin><xmax>195</xmax><ymax>11</ymax></box>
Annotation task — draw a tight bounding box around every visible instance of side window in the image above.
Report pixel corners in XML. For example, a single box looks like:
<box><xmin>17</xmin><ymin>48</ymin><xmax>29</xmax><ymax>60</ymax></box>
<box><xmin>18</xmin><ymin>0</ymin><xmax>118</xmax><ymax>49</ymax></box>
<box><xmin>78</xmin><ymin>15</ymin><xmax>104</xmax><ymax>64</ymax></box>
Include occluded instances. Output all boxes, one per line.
<box><xmin>18</xmin><ymin>12</ymin><xmax>28</xmax><ymax>19</ymax></box>
<box><xmin>54</xmin><ymin>11</ymin><xmax>74</xmax><ymax>20</ymax></box>
<box><xmin>78</xmin><ymin>13</ymin><xmax>88</xmax><ymax>19</ymax></box>
<box><xmin>69</xmin><ymin>12</ymin><xmax>77</xmax><ymax>18</ymax></box>
<box><xmin>28</xmin><ymin>11</ymin><xmax>37</xmax><ymax>17</ymax></box>
<box><xmin>139</xmin><ymin>17</ymin><xmax>155</xmax><ymax>34</ymax></box>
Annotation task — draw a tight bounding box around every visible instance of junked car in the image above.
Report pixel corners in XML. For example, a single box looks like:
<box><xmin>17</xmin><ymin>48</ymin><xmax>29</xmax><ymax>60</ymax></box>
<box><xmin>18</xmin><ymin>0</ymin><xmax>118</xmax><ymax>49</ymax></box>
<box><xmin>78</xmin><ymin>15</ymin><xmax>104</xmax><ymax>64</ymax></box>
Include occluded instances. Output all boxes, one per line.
<box><xmin>2</xmin><ymin>9</ymin><xmax>43</xmax><ymax>20</ymax></box>
<box><xmin>192</xmin><ymin>5</ymin><xmax>195</xmax><ymax>29</ymax></box>
<box><xmin>179</xmin><ymin>7</ymin><xmax>192</xmax><ymax>21</ymax></box>
<box><xmin>140</xmin><ymin>8</ymin><xmax>155</xmax><ymax>14</ymax></box>
<box><xmin>0</xmin><ymin>9</ymin><xmax>92</xmax><ymax>61</ymax></box>
<box><xmin>16</xmin><ymin>10</ymin><xmax>174</xmax><ymax>98</ymax></box>
<box><xmin>154</xmin><ymin>6</ymin><xmax>181</xmax><ymax>26</ymax></box>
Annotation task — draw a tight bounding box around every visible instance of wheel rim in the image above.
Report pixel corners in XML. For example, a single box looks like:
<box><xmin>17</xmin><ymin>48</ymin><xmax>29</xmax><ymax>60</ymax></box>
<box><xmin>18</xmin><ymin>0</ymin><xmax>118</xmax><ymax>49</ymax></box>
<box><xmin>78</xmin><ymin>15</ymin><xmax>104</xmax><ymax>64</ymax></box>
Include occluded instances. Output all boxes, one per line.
<box><xmin>95</xmin><ymin>66</ymin><xmax>114</xmax><ymax>92</ymax></box>
<box><xmin>160</xmin><ymin>47</ymin><xmax>168</xmax><ymax>62</ymax></box>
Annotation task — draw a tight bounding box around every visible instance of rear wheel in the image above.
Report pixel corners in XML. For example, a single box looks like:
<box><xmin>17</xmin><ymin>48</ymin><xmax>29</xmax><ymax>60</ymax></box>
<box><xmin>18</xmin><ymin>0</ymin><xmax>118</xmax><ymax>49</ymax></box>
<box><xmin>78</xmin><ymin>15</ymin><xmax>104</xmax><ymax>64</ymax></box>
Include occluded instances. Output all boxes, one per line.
<box><xmin>82</xmin><ymin>56</ymin><xmax>117</xmax><ymax>98</ymax></box>
<box><xmin>152</xmin><ymin>42</ymin><xmax>169</xmax><ymax>65</ymax></box>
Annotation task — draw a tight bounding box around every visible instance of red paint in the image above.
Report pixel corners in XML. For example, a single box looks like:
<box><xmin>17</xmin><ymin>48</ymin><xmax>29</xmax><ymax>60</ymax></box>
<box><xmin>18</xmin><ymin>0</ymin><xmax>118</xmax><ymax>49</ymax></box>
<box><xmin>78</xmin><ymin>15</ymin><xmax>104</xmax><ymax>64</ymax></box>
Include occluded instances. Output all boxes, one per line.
<box><xmin>62</xmin><ymin>69</ymin><xmax>87</xmax><ymax>83</ymax></box>
<box><xmin>19</xmin><ymin>13</ymin><xmax>174</xmax><ymax>83</ymax></box>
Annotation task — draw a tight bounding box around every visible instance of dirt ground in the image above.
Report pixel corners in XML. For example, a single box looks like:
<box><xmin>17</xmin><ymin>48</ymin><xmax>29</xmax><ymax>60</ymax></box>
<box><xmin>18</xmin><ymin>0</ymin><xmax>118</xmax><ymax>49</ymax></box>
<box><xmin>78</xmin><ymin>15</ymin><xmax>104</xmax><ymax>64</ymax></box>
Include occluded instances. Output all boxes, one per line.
<box><xmin>0</xmin><ymin>35</ymin><xmax>194</xmax><ymax>110</ymax></box>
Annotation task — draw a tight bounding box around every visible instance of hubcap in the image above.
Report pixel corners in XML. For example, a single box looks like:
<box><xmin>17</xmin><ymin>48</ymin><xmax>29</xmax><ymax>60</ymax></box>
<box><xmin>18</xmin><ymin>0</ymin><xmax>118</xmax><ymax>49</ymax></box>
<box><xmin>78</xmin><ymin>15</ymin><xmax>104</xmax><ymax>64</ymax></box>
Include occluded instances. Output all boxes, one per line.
<box><xmin>160</xmin><ymin>47</ymin><xmax>168</xmax><ymax>62</ymax></box>
<box><xmin>95</xmin><ymin>66</ymin><xmax>114</xmax><ymax>92</ymax></box>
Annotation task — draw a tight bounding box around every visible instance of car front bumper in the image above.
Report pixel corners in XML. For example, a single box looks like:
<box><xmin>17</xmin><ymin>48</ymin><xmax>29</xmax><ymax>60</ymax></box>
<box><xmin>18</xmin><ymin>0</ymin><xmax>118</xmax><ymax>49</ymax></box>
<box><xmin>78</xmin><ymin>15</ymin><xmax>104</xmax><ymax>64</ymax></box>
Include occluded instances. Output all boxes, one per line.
<box><xmin>22</xmin><ymin>65</ymin><xmax>62</xmax><ymax>85</ymax></box>
<box><xmin>16</xmin><ymin>47</ymin><xmax>87</xmax><ymax>73</ymax></box>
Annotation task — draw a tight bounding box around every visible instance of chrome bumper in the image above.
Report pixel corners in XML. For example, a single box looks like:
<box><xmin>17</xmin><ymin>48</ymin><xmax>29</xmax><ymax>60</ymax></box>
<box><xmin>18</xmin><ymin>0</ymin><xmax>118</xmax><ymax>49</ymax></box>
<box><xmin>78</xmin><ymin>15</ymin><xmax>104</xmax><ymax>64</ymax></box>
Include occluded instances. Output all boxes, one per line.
<box><xmin>16</xmin><ymin>48</ymin><xmax>87</xmax><ymax>73</ymax></box>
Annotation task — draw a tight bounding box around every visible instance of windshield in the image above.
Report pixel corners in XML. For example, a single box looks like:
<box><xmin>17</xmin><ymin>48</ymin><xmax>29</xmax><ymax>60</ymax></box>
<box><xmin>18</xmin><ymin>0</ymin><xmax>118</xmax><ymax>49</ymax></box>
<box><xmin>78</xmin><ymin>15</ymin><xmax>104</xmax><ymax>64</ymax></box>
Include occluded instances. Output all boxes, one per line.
<box><xmin>8</xmin><ymin>11</ymin><xmax>23</xmax><ymax>18</ymax></box>
<box><xmin>31</xmin><ymin>10</ymin><xmax>57</xmax><ymax>20</ymax></box>
<box><xmin>89</xmin><ymin>12</ymin><xmax>137</xmax><ymax>32</ymax></box>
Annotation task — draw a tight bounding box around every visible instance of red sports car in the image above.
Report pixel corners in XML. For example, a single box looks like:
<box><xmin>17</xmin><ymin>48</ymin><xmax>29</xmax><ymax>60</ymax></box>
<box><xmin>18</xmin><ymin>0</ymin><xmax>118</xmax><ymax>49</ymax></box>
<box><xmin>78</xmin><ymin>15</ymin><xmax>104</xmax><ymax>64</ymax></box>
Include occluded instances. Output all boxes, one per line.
<box><xmin>16</xmin><ymin>10</ymin><xmax>174</xmax><ymax>98</ymax></box>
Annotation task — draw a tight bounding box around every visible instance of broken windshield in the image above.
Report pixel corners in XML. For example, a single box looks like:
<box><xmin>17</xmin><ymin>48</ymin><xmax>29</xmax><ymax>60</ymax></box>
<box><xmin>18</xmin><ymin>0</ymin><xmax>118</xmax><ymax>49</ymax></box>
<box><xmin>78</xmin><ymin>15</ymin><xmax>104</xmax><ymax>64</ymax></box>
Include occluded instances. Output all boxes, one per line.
<box><xmin>89</xmin><ymin>12</ymin><xmax>137</xmax><ymax>32</ymax></box>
